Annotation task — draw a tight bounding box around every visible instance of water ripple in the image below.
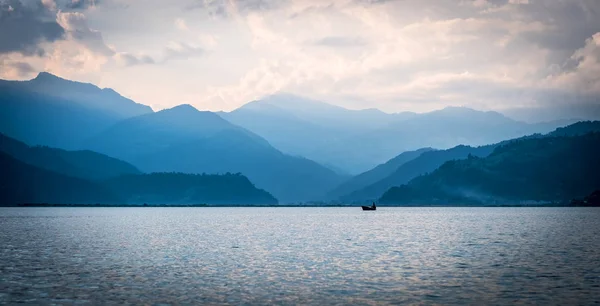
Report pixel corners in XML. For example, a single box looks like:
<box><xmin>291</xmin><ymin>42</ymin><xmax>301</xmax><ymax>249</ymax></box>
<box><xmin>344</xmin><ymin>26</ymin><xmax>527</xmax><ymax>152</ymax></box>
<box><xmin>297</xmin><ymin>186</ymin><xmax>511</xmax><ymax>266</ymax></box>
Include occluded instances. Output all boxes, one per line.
<box><xmin>0</xmin><ymin>207</ymin><xmax>599</xmax><ymax>305</ymax></box>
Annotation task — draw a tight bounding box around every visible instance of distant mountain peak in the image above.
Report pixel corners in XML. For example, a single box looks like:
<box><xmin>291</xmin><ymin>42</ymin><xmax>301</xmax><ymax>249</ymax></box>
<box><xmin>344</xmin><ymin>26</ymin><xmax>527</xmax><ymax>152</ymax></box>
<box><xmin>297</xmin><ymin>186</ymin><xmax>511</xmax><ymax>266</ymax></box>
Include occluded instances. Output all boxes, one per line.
<box><xmin>265</xmin><ymin>92</ymin><xmax>305</xmax><ymax>100</ymax></box>
<box><xmin>248</xmin><ymin>93</ymin><xmax>351</xmax><ymax>114</ymax></box>
<box><xmin>16</xmin><ymin>72</ymin><xmax>155</xmax><ymax>118</ymax></box>
<box><xmin>425</xmin><ymin>106</ymin><xmax>514</xmax><ymax>123</ymax></box>
<box><xmin>162</xmin><ymin>104</ymin><xmax>200</xmax><ymax>114</ymax></box>
<box><xmin>33</xmin><ymin>72</ymin><xmax>65</xmax><ymax>82</ymax></box>
<box><xmin>360</xmin><ymin>107</ymin><xmax>386</xmax><ymax>114</ymax></box>
<box><xmin>151</xmin><ymin>104</ymin><xmax>230</xmax><ymax>127</ymax></box>
<box><xmin>439</xmin><ymin>106</ymin><xmax>478</xmax><ymax>113</ymax></box>
<box><xmin>31</xmin><ymin>71</ymin><xmax>98</xmax><ymax>91</ymax></box>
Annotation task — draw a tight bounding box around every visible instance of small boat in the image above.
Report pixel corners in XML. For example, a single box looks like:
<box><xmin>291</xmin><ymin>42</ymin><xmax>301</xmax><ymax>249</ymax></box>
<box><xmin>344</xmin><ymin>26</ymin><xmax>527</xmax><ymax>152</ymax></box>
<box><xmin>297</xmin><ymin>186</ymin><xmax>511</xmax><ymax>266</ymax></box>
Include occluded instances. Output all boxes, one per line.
<box><xmin>361</xmin><ymin>202</ymin><xmax>376</xmax><ymax>211</ymax></box>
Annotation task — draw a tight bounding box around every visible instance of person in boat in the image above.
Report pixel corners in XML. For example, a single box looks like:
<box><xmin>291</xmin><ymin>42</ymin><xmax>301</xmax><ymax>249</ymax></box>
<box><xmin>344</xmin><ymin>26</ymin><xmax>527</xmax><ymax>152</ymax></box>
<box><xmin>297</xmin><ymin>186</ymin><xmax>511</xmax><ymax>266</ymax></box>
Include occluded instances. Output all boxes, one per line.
<box><xmin>372</xmin><ymin>202</ymin><xmax>376</xmax><ymax>209</ymax></box>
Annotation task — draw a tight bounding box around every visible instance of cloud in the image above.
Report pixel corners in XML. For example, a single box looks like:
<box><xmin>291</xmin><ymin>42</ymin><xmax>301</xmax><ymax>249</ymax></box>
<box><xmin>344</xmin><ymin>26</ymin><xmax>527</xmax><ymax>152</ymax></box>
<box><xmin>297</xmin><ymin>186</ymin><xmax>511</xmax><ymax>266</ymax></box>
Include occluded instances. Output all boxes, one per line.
<box><xmin>41</xmin><ymin>0</ymin><xmax>56</xmax><ymax>11</ymax></box>
<box><xmin>10</xmin><ymin>61</ymin><xmax>35</xmax><ymax>75</ymax></box>
<box><xmin>312</xmin><ymin>36</ymin><xmax>367</xmax><ymax>47</ymax></box>
<box><xmin>2</xmin><ymin>0</ymin><xmax>599</xmax><ymax>121</ymax></box>
<box><xmin>545</xmin><ymin>32</ymin><xmax>600</xmax><ymax>94</ymax></box>
<box><xmin>57</xmin><ymin>11</ymin><xmax>115</xmax><ymax>56</ymax></box>
<box><xmin>0</xmin><ymin>0</ymin><xmax>65</xmax><ymax>56</ymax></box>
<box><xmin>188</xmin><ymin>0</ymin><xmax>600</xmax><ymax>117</ymax></box>
<box><xmin>65</xmin><ymin>0</ymin><xmax>100</xmax><ymax>10</ymax></box>
<box><xmin>115</xmin><ymin>52</ymin><xmax>155</xmax><ymax>66</ymax></box>
<box><xmin>174</xmin><ymin>18</ymin><xmax>188</xmax><ymax>31</ymax></box>
<box><xmin>0</xmin><ymin>60</ymin><xmax>36</xmax><ymax>78</ymax></box>
<box><xmin>115</xmin><ymin>42</ymin><xmax>207</xmax><ymax>67</ymax></box>
<box><xmin>186</xmin><ymin>0</ymin><xmax>281</xmax><ymax>17</ymax></box>
<box><xmin>0</xmin><ymin>0</ymin><xmax>125</xmax><ymax>79</ymax></box>
<box><xmin>163</xmin><ymin>42</ymin><xmax>204</xmax><ymax>61</ymax></box>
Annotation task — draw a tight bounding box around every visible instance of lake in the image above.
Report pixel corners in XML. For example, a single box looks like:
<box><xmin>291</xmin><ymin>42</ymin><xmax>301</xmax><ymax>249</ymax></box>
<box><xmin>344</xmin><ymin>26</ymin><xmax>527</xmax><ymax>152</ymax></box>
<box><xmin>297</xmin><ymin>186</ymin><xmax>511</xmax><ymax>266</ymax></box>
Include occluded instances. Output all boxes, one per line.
<box><xmin>0</xmin><ymin>207</ymin><xmax>599</xmax><ymax>305</ymax></box>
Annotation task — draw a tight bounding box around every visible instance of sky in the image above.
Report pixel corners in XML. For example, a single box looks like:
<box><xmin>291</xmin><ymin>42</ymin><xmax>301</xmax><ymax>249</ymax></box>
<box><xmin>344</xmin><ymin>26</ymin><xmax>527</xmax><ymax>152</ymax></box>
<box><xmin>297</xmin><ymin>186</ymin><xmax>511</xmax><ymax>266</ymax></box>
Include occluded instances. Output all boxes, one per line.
<box><xmin>1</xmin><ymin>0</ymin><xmax>599</xmax><ymax>122</ymax></box>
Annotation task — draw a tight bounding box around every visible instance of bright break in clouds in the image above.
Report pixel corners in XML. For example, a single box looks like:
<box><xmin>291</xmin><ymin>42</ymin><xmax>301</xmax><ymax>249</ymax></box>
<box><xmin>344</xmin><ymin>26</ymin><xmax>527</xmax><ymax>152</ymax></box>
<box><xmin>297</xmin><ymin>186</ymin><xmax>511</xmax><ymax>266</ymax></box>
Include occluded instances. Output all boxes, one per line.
<box><xmin>1</xmin><ymin>0</ymin><xmax>599</xmax><ymax>122</ymax></box>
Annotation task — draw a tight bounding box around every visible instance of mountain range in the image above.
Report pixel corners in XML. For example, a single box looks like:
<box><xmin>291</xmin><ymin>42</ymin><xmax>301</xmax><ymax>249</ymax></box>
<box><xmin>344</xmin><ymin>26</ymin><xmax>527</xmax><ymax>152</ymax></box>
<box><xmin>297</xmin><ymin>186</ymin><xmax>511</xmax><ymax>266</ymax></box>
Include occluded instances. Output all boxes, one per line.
<box><xmin>0</xmin><ymin>133</ymin><xmax>276</xmax><ymax>206</ymax></box>
<box><xmin>379</xmin><ymin>132</ymin><xmax>600</xmax><ymax>205</ymax></box>
<box><xmin>83</xmin><ymin>103</ymin><xmax>346</xmax><ymax>202</ymax></box>
<box><xmin>0</xmin><ymin>72</ymin><xmax>596</xmax><ymax>205</ymax></box>
<box><xmin>0</xmin><ymin>72</ymin><xmax>151</xmax><ymax>149</ymax></box>
<box><xmin>333</xmin><ymin>121</ymin><xmax>600</xmax><ymax>203</ymax></box>
<box><xmin>0</xmin><ymin>151</ymin><xmax>119</xmax><ymax>205</ymax></box>
<box><xmin>327</xmin><ymin>147</ymin><xmax>435</xmax><ymax>200</ymax></box>
<box><xmin>337</xmin><ymin>145</ymin><xmax>497</xmax><ymax>202</ymax></box>
<box><xmin>0</xmin><ymin>133</ymin><xmax>141</xmax><ymax>181</ymax></box>
<box><xmin>221</xmin><ymin>94</ymin><xmax>573</xmax><ymax>174</ymax></box>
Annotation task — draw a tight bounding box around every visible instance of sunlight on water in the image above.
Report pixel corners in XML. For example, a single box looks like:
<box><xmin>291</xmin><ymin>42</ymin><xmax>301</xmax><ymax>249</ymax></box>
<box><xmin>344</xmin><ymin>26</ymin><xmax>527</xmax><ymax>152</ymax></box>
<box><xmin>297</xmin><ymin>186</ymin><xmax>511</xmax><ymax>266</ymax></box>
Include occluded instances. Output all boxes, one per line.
<box><xmin>1</xmin><ymin>207</ymin><xmax>599</xmax><ymax>304</ymax></box>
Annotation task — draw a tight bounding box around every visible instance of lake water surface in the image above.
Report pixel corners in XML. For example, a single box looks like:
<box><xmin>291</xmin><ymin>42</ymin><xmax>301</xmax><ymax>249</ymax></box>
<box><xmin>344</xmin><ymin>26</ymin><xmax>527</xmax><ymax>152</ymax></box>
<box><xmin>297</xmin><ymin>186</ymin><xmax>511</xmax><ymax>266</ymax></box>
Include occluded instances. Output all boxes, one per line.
<box><xmin>1</xmin><ymin>207</ymin><xmax>599</xmax><ymax>305</ymax></box>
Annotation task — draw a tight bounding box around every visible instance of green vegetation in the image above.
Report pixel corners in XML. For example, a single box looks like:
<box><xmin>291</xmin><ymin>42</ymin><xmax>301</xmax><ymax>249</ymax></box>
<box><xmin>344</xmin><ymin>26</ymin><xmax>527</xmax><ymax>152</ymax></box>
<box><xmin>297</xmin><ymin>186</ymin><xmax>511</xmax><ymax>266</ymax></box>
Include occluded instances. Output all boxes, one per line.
<box><xmin>341</xmin><ymin>145</ymin><xmax>496</xmax><ymax>202</ymax></box>
<box><xmin>86</xmin><ymin>104</ymin><xmax>345</xmax><ymax>202</ymax></box>
<box><xmin>380</xmin><ymin>133</ymin><xmax>600</xmax><ymax>205</ymax></box>
<box><xmin>0</xmin><ymin>136</ymin><xmax>278</xmax><ymax>206</ymax></box>
<box><xmin>548</xmin><ymin>121</ymin><xmax>600</xmax><ymax>137</ymax></box>
<box><xmin>0</xmin><ymin>152</ymin><xmax>119</xmax><ymax>205</ymax></box>
<box><xmin>570</xmin><ymin>190</ymin><xmax>600</xmax><ymax>207</ymax></box>
<box><xmin>104</xmin><ymin>172</ymin><xmax>277</xmax><ymax>205</ymax></box>
<box><xmin>327</xmin><ymin>148</ymin><xmax>434</xmax><ymax>200</ymax></box>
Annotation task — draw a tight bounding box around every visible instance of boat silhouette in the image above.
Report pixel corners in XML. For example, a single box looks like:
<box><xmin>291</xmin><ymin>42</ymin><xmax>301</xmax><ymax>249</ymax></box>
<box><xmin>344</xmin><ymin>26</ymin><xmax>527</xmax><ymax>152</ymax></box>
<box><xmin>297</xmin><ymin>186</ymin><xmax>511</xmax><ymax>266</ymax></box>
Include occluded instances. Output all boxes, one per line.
<box><xmin>362</xmin><ymin>202</ymin><xmax>376</xmax><ymax>211</ymax></box>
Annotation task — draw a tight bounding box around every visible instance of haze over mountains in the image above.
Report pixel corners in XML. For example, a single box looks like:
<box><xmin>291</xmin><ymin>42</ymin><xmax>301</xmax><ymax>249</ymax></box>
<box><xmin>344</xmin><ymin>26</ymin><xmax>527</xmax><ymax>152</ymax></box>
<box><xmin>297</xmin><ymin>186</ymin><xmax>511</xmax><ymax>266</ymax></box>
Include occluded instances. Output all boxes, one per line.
<box><xmin>0</xmin><ymin>133</ymin><xmax>277</xmax><ymax>206</ymax></box>
<box><xmin>380</xmin><ymin>132</ymin><xmax>600</xmax><ymax>205</ymax></box>
<box><xmin>0</xmin><ymin>73</ymin><xmax>151</xmax><ymax>149</ymax></box>
<box><xmin>84</xmin><ymin>104</ymin><xmax>346</xmax><ymax>202</ymax></box>
<box><xmin>336</xmin><ymin>121</ymin><xmax>600</xmax><ymax>203</ymax></box>
<box><xmin>221</xmin><ymin>94</ymin><xmax>573</xmax><ymax>174</ymax></box>
<box><xmin>0</xmin><ymin>72</ymin><xmax>597</xmax><ymax>205</ymax></box>
<box><xmin>0</xmin><ymin>133</ymin><xmax>141</xmax><ymax>181</ymax></box>
<box><xmin>327</xmin><ymin>147</ymin><xmax>435</xmax><ymax>200</ymax></box>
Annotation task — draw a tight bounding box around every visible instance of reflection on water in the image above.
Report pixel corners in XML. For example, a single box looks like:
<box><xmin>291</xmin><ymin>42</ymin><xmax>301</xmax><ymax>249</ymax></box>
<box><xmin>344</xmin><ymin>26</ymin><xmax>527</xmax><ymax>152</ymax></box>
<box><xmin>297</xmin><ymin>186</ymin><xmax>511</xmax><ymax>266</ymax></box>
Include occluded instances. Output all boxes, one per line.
<box><xmin>0</xmin><ymin>207</ymin><xmax>599</xmax><ymax>304</ymax></box>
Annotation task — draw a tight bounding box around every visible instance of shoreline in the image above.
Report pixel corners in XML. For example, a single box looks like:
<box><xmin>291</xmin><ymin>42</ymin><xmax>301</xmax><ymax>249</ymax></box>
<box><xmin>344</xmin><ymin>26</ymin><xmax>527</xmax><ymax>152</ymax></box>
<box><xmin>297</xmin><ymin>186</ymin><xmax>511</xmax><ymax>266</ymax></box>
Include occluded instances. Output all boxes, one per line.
<box><xmin>2</xmin><ymin>203</ymin><xmax>597</xmax><ymax>208</ymax></box>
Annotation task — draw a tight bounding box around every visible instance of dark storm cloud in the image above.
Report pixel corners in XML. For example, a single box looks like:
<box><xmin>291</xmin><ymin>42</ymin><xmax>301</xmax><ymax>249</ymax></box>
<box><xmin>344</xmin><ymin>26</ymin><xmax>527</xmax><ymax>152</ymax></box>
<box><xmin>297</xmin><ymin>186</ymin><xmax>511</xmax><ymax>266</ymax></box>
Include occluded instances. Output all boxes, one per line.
<box><xmin>0</xmin><ymin>0</ymin><xmax>115</xmax><ymax>57</ymax></box>
<box><xmin>0</xmin><ymin>0</ymin><xmax>65</xmax><ymax>55</ymax></box>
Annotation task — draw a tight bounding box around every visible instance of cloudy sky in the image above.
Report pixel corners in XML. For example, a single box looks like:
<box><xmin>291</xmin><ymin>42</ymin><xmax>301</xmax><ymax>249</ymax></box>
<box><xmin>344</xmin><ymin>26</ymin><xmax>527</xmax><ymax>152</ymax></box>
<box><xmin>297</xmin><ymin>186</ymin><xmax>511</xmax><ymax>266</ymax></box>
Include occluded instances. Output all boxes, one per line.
<box><xmin>1</xmin><ymin>0</ymin><xmax>599</xmax><ymax>121</ymax></box>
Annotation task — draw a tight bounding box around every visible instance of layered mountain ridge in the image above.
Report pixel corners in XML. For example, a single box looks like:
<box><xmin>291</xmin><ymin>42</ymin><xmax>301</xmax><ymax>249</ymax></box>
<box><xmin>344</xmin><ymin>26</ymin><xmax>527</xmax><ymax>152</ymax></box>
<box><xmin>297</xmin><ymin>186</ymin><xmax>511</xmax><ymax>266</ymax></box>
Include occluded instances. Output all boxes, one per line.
<box><xmin>0</xmin><ymin>72</ymin><xmax>594</xmax><ymax>205</ymax></box>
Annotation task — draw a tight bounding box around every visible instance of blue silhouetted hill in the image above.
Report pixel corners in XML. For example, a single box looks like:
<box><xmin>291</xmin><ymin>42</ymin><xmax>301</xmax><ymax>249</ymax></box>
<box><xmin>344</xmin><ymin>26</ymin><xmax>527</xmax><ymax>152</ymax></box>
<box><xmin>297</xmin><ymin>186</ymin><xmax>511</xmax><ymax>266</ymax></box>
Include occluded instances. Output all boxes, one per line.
<box><xmin>339</xmin><ymin>145</ymin><xmax>497</xmax><ymax>202</ymax></box>
<box><xmin>104</xmin><ymin>172</ymin><xmax>277</xmax><ymax>205</ymax></box>
<box><xmin>221</xmin><ymin>93</ymin><xmax>418</xmax><ymax>173</ymax></box>
<box><xmin>326</xmin><ymin>147</ymin><xmax>435</xmax><ymax>200</ymax></box>
<box><xmin>570</xmin><ymin>190</ymin><xmax>600</xmax><ymax>207</ymax></box>
<box><xmin>84</xmin><ymin>104</ymin><xmax>346</xmax><ymax>202</ymax></box>
<box><xmin>0</xmin><ymin>142</ymin><xmax>279</xmax><ymax>206</ymax></box>
<box><xmin>548</xmin><ymin>121</ymin><xmax>600</xmax><ymax>137</ymax></box>
<box><xmin>0</xmin><ymin>151</ymin><xmax>119</xmax><ymax>205</ymax></box>
<box><xmin>223</xmin><ymin>95</ymin><xmax>572</xmax><ymax>174</ymax></box>
<box><xmin>24</xmin><ymin>72</ymin><xmax>151</xmax><ymax>118</ymax></box>
<box><xmin>0</xmin><ymin>73</ymin><xmax>152</xmax><ymax>149</ymax></box>
<box><xmin>339</xmin><ymin>121</ymin><xmax>600</xmax><ymax>202</ymax></box>
<box><xmin>1</xmin><ymin>133</ymin><xmax>279</xmax><ymax>205</ymax></box>
<box><xmin>379</xmin><ymin>133</ymin><xmax>600</xmax><ymax>205</ymax></box>
<box><xmin>0</xmin><ymin>151</ymin><xmax>277</xmax><ymax>205</ymax></box>
<box><xmin>0</xmin><ymin>133</ymin><xmax>141</xmax><ymax>180</ymax></box>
